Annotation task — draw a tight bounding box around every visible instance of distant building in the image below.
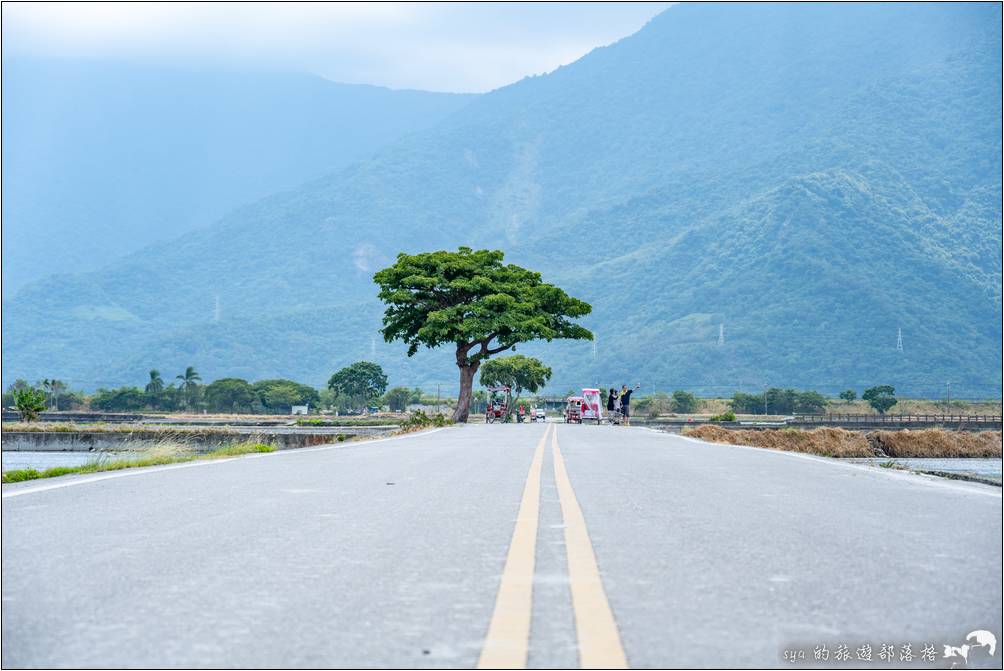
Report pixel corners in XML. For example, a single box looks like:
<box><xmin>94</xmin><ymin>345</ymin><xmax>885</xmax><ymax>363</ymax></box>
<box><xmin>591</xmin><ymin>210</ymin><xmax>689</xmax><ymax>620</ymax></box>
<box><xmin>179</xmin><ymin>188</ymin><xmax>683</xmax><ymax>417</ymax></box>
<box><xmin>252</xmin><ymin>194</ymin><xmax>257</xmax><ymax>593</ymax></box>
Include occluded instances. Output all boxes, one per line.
<box><xmin>291</xmin><ymin>404</ymin><xmax>309</xmax><ymax>415</ymax></box>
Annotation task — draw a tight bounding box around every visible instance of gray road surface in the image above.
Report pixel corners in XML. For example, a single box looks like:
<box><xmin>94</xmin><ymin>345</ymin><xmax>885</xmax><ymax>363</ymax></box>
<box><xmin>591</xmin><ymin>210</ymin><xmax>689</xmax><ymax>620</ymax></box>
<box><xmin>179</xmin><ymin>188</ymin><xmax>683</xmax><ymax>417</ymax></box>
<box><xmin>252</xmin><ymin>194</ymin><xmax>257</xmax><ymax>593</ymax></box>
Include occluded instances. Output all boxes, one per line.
<box><xmin>3</xmin><ymin>424</ymin><xmax>1001</xmax><ymax>668</ymax></box>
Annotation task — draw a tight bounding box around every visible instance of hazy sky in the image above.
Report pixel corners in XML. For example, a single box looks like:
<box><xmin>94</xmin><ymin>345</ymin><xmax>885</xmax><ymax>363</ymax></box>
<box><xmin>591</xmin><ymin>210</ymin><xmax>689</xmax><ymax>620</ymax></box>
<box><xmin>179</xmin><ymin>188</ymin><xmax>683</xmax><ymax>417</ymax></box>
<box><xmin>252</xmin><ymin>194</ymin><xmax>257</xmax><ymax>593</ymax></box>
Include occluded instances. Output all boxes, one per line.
<box><xmin>1</xmin><ymin>2</ymin><xmax>669</xmax><ymax>92</ymax></box>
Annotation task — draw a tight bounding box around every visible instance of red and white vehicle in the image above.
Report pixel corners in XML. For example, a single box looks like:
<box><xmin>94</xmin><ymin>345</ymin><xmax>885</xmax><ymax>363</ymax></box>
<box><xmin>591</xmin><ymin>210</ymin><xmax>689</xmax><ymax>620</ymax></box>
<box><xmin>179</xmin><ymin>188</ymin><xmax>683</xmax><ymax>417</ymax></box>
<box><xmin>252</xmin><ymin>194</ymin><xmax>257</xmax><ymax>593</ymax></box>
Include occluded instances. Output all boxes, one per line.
<box><xmin>564</xmin><ymin>396</ymin><xmax>583</xmax><ymax>423</ymax></box>
<box><xmin>581</xmin><ymin>388</ymin><xmax>603</xmax><ymax>424</ymax></box>
<box><xmin>485</xmin><ymin>386</ymin><xmax>510</xmax><ymax>424</ymax></box>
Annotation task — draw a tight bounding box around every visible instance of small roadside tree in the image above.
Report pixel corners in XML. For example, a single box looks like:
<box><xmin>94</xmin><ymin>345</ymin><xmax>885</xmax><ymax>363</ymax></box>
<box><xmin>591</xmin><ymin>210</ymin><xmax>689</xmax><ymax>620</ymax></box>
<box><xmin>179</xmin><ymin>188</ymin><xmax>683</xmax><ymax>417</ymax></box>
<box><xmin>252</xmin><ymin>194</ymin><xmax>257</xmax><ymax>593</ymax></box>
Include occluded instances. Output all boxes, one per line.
<box><xmin>479</xmin><ymin>355</ymin><xmax>552</xmax><ymax>417</ymax></box>
<box><xmin>13</xmin><ymin>387</ymin><xmax>47</xmax><ymax>421</ymax></box>
<box><xmin>838</xmin><ymin>389</ymin><xmax>856</xmax><ymax>403</ymax></box>
<box><xmin>862</xmin><ymin>385</ymin><xmax>897</xmax><ymax>414</ymax></box>
<box><xmin>328</xmin><ymin>362</ymin><xmax>388</xmax><ymax>412</ymax></box>
<box><xmin>374</xmin><ymin>248</ymin><xmax>591</xmax><ymax>422</ymax></box>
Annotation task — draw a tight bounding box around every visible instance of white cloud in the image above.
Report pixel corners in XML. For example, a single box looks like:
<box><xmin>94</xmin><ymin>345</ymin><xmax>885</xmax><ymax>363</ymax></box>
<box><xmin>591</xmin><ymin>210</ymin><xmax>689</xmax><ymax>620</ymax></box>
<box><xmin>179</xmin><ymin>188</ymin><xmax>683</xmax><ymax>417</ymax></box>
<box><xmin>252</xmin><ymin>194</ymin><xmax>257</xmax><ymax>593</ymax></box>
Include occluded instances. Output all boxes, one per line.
<box><xmin>1</xmin><ymin>2</ymin><xmax>668</xmax><ymax>92</ymax></box>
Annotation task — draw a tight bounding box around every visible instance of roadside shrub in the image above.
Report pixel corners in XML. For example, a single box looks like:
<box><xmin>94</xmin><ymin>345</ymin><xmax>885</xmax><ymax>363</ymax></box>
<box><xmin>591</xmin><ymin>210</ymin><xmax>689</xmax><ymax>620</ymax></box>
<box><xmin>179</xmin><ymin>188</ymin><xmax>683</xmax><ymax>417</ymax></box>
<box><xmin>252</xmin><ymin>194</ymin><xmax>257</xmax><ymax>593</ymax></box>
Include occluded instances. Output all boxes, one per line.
<box><xmin>400</xmin><ymin>410</ymin><xmax>452</xmax><ymax>431</ymax></box>
<box><xmin>13</xmin><ymin>388</ymin><xmax>47</xmax><ymax>421</ymax></box>
<box><xmin>708</xmin><ymin>411</ymin><xmax>736</xmax><ymax>422</ymax></box>
<box><xmin>2</xmin><ymin>469</ymin><xmax>43</xmax><ymax>483</ymax></box>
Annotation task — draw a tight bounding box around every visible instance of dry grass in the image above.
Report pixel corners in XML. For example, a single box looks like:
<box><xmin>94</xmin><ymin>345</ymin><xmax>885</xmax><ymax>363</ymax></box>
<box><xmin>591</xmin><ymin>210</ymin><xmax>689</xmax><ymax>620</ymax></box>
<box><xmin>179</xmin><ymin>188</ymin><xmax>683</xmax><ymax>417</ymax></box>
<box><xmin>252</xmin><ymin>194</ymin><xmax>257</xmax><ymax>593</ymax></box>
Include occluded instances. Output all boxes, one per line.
<box><xmin>684</xmin><ymin>425</ymin><xmax>874</xmax><ymax>457</ymax></box>
<box><xmin>871</xmin><ymin>430</ymin><xmax>1002</xmax><ymax>458</ymax></box>
<box><xmin>685</xmin><ymin>425</ymin><xmax>1003</xmax><ymax>458</ymax></box>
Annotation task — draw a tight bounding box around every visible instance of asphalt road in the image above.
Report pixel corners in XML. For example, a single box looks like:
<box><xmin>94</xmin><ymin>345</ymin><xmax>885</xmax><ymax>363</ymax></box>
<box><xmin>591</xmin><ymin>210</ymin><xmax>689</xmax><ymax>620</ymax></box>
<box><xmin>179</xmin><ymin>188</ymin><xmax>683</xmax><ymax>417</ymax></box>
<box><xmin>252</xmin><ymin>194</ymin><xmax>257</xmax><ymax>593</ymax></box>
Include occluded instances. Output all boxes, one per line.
<box><xmin>3</xmin><ymin>424</ymin><xmax>1001</xmax><ymax>668</ymax></box>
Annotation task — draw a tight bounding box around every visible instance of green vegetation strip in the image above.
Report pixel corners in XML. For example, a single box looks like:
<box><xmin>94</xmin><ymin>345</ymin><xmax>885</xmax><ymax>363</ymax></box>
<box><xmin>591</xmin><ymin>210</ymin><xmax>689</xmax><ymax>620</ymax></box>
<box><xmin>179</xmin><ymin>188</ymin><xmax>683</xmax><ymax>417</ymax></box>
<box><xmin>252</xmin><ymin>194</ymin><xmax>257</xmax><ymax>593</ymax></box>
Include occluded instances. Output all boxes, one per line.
<box><xmin>2</xmin><ymin>441</ymin><xmax>276</xmax><ymax>484</ymax></box>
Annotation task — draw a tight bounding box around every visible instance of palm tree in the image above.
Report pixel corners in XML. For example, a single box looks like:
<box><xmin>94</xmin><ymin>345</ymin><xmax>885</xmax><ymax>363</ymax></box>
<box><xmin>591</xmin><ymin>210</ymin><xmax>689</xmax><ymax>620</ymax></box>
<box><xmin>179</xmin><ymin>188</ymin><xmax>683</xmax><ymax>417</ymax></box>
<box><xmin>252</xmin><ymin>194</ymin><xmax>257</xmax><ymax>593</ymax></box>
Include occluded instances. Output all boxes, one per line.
<box><xmin>176</xmin><ymin>366</ymin><xmax>201</xmax><ymax>409</ymax></box>
<box><xmin>145</xmin><ymin>369</ymin><xmax>164</xmax><ymax>394</ymax></box>
<box><xmin>38</xmin><ymin>378</ymin><xmax>67</xmax><ymax>411</ymax></box>
<box><xmin>145</xmin><ymin>369</ymin><xmax>164</xmax><ymax>409</ymax></box>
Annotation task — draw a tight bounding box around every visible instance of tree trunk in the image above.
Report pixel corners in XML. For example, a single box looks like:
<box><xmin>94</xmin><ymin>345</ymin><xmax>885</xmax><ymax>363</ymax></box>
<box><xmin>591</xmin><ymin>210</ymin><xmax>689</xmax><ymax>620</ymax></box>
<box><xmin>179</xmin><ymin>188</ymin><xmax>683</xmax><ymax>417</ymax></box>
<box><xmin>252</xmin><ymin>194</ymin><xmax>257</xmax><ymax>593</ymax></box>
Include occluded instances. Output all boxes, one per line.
<box><xmin>453</xmin><ymin>358</ymin><xmax>480</xmax><ymax>423</ymax></box>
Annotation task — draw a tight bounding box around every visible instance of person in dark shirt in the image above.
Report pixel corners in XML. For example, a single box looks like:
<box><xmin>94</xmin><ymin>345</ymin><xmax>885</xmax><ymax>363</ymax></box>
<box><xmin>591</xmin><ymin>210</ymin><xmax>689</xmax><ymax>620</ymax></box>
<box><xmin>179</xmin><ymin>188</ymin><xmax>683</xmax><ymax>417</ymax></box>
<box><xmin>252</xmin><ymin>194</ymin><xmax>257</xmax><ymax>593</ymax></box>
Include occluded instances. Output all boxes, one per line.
<box><xmin>606</xmin><ymin>388</ymin><xmax>617</xmax><ymax>413</ymax></box>
<box><xmin>619</xmin><ymin>384</ymin><xmax>639</xmax><ymax>425</ymax></box>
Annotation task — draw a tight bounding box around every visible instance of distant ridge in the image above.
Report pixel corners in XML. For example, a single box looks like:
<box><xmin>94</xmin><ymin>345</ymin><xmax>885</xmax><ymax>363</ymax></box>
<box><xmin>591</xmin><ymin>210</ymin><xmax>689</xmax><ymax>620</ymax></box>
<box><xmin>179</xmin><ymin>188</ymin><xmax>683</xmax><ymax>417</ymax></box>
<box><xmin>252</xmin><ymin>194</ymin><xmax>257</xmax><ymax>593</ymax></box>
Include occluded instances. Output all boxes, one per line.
<box><xmin>1</xmin><ymin>59</ymin><xmax>474</xmax><ymax>291</ymax></box>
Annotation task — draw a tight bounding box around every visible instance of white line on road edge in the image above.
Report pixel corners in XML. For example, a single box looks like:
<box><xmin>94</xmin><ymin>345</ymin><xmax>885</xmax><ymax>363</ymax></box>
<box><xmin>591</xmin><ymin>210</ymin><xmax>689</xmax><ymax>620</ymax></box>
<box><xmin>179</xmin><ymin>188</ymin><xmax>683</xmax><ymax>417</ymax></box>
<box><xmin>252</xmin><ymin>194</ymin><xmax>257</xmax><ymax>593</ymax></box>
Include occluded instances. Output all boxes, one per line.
<box><xmin>552</xmin><ymin>425</ymin><xmax>629</xmax><ymax>669</ymax></box>
<box><xmin>477</xmin><ymin>423</ymin><xmax>550</xmax><ymax>669</ymax></box>
<box><xmin>1</xmin><ymin>427</ymin><xmax>450</xmax><ymax>499</ymax></box>
<box><xmin>658</xmin><ymin>429</ymin><xmax>1001</xmax><ymax>499</ymax></box>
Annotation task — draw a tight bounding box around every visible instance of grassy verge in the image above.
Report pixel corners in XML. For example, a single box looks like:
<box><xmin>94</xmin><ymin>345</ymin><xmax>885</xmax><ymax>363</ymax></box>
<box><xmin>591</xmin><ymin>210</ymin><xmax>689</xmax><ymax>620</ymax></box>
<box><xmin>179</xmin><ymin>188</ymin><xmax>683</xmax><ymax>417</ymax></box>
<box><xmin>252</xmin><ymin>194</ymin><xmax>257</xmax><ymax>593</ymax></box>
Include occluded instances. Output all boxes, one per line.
<box><xmin>295</xmin><ymin>417</ymin><xmax>401</xmax><ymax>427</ymax></box>
<box><xmin>2</xmin><ymin>441</ymin><xmax>276</xmax><ymax>484</ymax></box>
<box><xmin>683</xmin><ymin>426</ymin><xmax>1003</xmax><ymax>458</ymax></box>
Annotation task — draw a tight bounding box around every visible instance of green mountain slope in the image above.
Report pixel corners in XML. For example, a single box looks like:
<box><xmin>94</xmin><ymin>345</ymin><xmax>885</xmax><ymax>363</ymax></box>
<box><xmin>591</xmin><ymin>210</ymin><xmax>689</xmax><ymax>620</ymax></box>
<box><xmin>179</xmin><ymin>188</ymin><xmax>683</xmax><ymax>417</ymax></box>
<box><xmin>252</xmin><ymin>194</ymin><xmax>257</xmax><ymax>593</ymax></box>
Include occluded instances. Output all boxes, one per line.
<box><xmin>3</xmin><ymin>3</ymin><xmax>1001</xmax><ymax>397</ymax></box>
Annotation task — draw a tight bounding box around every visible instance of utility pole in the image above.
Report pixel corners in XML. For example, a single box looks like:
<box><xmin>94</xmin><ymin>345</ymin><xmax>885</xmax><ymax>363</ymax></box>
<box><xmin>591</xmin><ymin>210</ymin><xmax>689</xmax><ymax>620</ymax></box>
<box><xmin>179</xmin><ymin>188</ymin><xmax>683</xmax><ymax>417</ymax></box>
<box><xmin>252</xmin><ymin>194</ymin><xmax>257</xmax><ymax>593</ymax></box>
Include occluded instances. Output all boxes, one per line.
<box><xmin>718</xmin><ymin>323</ymin><xmax>725</xmax><ymax>346</ymax></box>
<box><xmin>592</xmin><ymin>336</ymin><xmax>597</xmax><ymax>360</ymax></box>
<box><xmin>437</xmin><ymin>384</ymin><xmax>441</xmax><ymax>414</ymax></box>
<box><xmin>896</xmin><ymin>327</ymin><xmax>903</xmax><ymax>352</ymax></box>
<box><xmin>946</xmin><ymin>381</ymin><xmax>952</xmax><ymax>411</ymax></box>
<box><xmin>213</xmin><ymin>294</ymin><xmax>220</xmax><ymax>322</ymax></box>
<box><xmin>371</xmin><ymin>337</ymin><xmax>376</xmax><ymax>359</ymax></box>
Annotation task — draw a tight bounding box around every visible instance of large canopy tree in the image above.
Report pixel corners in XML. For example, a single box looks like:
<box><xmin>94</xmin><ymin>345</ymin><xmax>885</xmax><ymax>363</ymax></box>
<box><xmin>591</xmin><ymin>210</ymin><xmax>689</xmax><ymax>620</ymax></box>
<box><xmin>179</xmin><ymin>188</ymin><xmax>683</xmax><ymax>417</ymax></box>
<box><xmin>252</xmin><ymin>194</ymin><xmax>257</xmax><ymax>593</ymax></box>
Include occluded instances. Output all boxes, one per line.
<box><xmin>328</xmin><ymin>361</ymin><xmax>388</xmax><ymax>411</ymax></box>
<box><xmin>203</xmin><ymin>378</ymin><xmax>256</xmax><ymax>413</ymax></box>
<box><xmin>479</xmin><ymin>355</ymin><xmax>552</xmax><ymax>417</ymax></box>
<box><xmin>374</xmin><ymin>248</ymin><xmax>591</xmax><ymax>422</ymax></box>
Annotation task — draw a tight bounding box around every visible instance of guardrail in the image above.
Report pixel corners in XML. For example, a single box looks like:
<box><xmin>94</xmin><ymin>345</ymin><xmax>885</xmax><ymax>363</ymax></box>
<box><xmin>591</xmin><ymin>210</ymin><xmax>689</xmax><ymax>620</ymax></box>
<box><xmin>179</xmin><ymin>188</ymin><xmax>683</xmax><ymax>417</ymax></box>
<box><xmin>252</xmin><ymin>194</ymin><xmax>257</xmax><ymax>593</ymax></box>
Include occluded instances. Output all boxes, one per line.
<box><xmin>794</xmin><ymin>414</ymin><xmax>1002</xmax><ymax>423</ymax></box>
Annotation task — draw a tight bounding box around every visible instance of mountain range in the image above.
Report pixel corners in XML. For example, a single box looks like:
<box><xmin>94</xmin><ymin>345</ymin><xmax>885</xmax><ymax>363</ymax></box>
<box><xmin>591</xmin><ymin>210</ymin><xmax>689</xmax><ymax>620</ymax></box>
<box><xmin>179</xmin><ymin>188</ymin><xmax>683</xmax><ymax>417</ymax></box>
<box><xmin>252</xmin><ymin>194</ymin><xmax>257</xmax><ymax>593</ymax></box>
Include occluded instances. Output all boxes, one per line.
<box><xmin>1</xmin><ymin>59</ymin><xmax>473</xmax><ymax>291</ymax></box>
<box><xmin>3</xmin><ymin>2</ymin><xmax>1001</xmax><ymax>398</ymax></box>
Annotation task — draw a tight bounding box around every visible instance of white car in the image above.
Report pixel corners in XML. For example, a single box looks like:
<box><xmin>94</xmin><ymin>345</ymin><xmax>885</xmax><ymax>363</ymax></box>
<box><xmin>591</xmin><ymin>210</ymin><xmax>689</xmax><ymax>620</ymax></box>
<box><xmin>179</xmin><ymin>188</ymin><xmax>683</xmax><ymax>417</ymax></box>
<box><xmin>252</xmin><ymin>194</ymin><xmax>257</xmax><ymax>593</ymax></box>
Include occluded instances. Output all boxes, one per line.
<box><xmin>533</xmin><ymin>408</ymin><xmax>547</xmax><ymax>422</ymax></box>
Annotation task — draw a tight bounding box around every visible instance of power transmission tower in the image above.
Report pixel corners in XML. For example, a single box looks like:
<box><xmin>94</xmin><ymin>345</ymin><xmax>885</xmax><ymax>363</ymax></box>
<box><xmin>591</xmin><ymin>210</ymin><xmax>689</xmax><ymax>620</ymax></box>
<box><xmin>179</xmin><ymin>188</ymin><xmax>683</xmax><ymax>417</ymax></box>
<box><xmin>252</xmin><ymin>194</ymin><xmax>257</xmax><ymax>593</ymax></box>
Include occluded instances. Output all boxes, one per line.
<box><xmin>896</xmin><ymin>327</ymin><xmax>903</xmax><ymax>352</ymax></box>
<box><xmin>718</xmin><ymin>323</ymin><xmax>725</xmax><ymax>346</ymax></box>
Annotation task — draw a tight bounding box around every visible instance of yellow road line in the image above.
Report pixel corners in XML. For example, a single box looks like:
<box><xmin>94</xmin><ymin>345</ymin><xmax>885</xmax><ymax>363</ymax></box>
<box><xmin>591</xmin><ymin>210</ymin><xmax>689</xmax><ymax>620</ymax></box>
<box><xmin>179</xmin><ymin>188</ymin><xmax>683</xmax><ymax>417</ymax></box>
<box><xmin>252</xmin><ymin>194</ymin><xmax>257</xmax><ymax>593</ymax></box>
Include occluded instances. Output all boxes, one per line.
<box><xmin>552</xmin><ymin>426</ymin><xmax>629</xmax><ymax>669</ymax></box>
<box><xmin>477</xmin><ymin>423</ymin><xmax>551</xmax><ymax>669</ymax></box>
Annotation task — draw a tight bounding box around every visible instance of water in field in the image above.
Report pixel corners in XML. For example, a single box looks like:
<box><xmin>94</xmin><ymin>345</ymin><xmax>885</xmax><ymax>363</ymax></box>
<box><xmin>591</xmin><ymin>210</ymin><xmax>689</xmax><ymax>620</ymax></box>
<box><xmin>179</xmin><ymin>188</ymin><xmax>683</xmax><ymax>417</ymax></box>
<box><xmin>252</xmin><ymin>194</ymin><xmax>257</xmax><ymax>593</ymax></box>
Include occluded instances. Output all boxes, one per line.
<box><xmin>849</xmin><ymin>457</ymin><xmax>1002</xmax><ymax>481</ymax></box>
<box><xmin>1</xmin><ymin>451</ymin><xmax>144</xmax><ymax>473</ymax></box>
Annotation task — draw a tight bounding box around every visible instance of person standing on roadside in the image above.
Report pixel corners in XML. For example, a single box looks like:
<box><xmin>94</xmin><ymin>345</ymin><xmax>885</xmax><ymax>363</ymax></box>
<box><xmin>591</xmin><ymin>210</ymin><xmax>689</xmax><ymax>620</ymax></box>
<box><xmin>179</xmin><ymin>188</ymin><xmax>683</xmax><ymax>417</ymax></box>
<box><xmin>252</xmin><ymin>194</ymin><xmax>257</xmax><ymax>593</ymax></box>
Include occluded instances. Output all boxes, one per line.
<box><xmin>619</xmin><ymin>384</ymin><xmax>640</xmax><ymax>425</ymax></box>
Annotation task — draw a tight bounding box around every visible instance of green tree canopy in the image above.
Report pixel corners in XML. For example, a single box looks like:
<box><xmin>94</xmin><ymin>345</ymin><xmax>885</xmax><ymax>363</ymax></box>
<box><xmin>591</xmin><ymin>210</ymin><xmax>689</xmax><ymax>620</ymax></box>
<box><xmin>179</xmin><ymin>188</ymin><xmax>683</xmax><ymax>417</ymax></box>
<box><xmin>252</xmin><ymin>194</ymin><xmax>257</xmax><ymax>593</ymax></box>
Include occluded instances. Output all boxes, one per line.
<box><xmin>253</xmin><ymin>379</ymin><xmax>320</xmax><ymax>413</ymax></box>
<box><xmin>479</xmin><ymin>356</ymin><xmax>553</xmax><ymax>408</ymax></box>
<box><xmin>327</xmin><ymin>361</ymin><xmax>388</xmax><ymax>409</ymax></box>
<box><xmin>862</xmin><ymin>385</ymin><xmax>897</xmax><ymax>414</ymax></box>
<box><xmin>374</xmin><ymin>247</ymin><xmax>591</xmax><ymax>422</ymax></box>
<box><xmin>670</xmin><ymin>390</ymin><xmax>698</xmax><ymax>414</ymax></box>
<box><xmin>204</xmin><ymin>378</ymin><xmax>256</xmax><ymax>413</ymax></box>
<box><xmin>382</xmin><ymin>386</ymin><xmax>412</xmax><ymax>412</ymax></box>
<box><xmin>90</xmin><ymin>387</ymin><xmax>147</xmax><ymax>412</ymax></box>
<box><xmin>793</xmin><ymin>391</ymin><xmax>827</xmax><ymax>414</ymax></box>
<box><xmin>838</xmin><ymin>389</ymin><xmax>857</xmax><ymax>402</ymax></box>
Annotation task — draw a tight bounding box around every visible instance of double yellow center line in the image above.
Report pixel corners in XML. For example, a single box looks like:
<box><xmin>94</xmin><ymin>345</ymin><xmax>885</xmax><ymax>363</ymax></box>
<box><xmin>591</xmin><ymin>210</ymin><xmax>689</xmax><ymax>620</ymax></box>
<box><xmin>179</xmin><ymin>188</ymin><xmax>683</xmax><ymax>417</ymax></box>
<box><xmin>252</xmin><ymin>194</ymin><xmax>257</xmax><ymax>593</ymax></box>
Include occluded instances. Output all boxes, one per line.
<box><xmin>477</xmin><ymin>424</ymin><xmax>628</xmax><ymax>669</ymax></box>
